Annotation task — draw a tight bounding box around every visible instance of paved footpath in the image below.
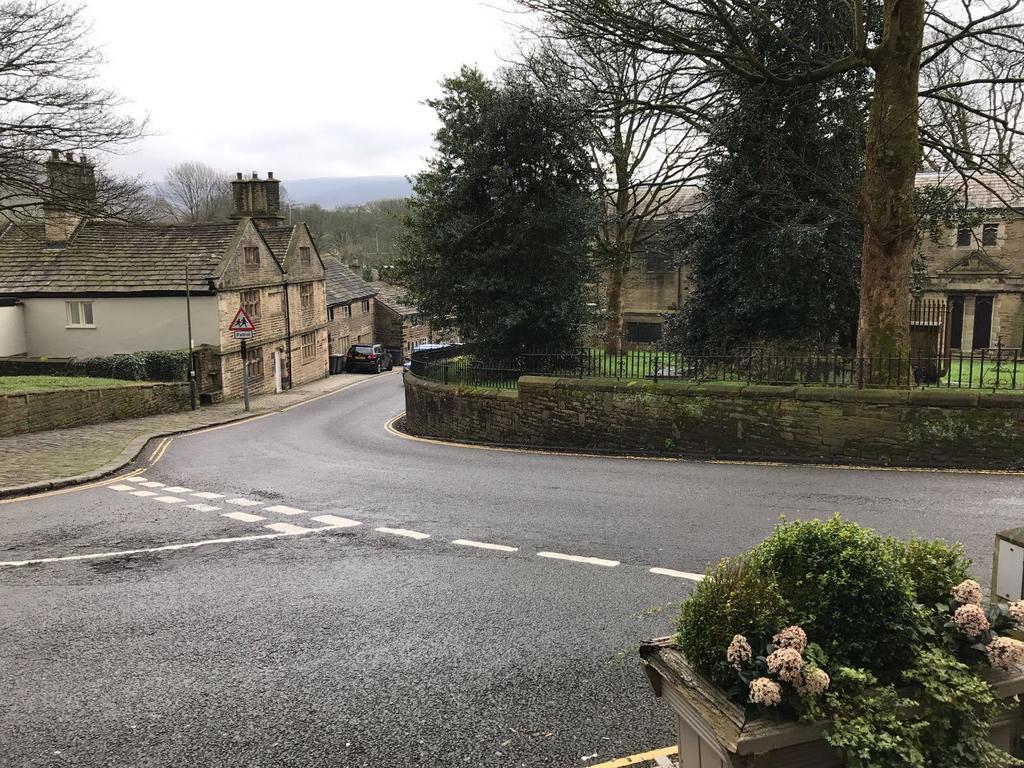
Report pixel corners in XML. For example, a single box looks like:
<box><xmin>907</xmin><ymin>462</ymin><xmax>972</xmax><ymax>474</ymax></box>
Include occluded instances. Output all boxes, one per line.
<box><xmin>0</xmin><ymin>372</ymin><xmax>384</xmax><ymax>495</ymax></box>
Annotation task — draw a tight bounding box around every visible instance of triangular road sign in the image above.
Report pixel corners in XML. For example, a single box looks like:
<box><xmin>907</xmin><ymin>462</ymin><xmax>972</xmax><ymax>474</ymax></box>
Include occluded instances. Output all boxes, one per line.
<box><xmin>230</xmin><ymin>307</ymin><xmax>256</xmax><ymax>333</ymax></box>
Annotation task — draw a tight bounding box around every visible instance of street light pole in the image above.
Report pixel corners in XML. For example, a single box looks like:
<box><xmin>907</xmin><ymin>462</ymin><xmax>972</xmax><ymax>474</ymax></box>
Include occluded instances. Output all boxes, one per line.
<box><xmin>185</xmin><ymin>260</ymin><xmax>197</xmax><ymax>410</ymax></box>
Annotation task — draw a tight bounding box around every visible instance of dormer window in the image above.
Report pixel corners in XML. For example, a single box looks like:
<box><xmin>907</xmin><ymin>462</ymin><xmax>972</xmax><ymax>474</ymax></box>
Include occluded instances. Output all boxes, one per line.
<box><xmin>983</xmin><ymin>223</ymin><xmax>998</xmax><ymax>246</ymax></box>
<box><xmin>299</xmin><ymin>246</ymin><xmax>311</xmax><ymax>265</ymax></box>
<box><xmin>956</xmin><ymin>227</ymin><xmax>972</xmax><ymax>247</ymax></box>
<box><xmin>244</xmin><ymin>246</ymin><xmax>260</xmax><ymax>266</ymax></box>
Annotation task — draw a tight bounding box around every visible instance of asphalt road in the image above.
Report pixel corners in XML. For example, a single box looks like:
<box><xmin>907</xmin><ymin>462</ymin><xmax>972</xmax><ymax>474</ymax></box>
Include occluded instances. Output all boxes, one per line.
<box><xmin>2</xmin><ymin>372</ymin><xmax>1023</xmax><ymax>767</ymax></box>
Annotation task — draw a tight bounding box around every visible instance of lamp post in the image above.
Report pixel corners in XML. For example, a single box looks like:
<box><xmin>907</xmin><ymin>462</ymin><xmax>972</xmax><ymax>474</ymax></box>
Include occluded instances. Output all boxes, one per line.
<box><xmin>185</xmin><ymin>260</ymin><xmax>197</xmax><ymax>410</ymax></box>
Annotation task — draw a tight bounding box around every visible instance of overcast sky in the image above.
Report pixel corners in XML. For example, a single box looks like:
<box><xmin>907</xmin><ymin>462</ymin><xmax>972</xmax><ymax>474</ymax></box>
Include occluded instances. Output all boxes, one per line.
<box><xmin>86</xmin><ymin>0</ymin><xmax>522</xmax><ymax>182</ymax></box>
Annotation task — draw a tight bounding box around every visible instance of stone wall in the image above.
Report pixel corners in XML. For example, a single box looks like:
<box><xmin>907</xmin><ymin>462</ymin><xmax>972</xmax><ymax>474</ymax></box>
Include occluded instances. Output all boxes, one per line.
<box><xmin>404</xmin><ymin>375</ymin><xmax>1024</xmax><ymax>469</ymax></box>
<box><xmin>0</xmin><ymin>382</ymin><xmax>192</xmax><ymax>437</ymax></box>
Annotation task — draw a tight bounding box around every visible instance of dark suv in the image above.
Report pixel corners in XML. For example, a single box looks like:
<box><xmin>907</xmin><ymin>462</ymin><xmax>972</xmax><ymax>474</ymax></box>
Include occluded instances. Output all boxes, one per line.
<box><xmin>345</xmin><ymin>343</ymin><xmax>393</xmax><ymax>374</ymax></box>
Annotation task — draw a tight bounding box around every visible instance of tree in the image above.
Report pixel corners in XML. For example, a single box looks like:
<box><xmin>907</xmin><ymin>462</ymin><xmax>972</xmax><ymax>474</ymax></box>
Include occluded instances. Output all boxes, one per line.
<box><xmin>517</xmin><ymin>0</ymin><xmax>1024</xmax><ymax>361</ymax></box>
<box><xmin>0</xmin><ymin>1</ymin><xmax>148</xmax><ymax>223</ymax></box>
<box><xmin>157</xmin><ymin>162</ymin><xmax>232</xmax><ymax>223</ymax></box>
<box><xmin>519</xmin><ymin>1</ymin><xmax>713</xmax><ymax>354</ymax></box>
<box><xmin>395</xmin><ymin>67</ymin><xmax>597</xmax><ymax>354</ymax></box>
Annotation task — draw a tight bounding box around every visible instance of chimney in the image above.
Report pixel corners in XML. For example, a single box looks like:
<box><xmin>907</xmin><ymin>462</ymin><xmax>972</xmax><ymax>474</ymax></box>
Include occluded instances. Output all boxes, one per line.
<box><xmin>43</xmin><ymin>149</ymin><xmax>96</xmax><ymax>244</ymax></box>
<box><xmin>230</xmin><ymin>170</ymin><xmax>284</xmax><ymax>225</ymax></box>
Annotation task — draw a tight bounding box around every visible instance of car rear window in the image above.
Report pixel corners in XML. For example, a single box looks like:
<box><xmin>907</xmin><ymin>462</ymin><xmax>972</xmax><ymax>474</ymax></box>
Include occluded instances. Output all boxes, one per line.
<box><xmin>352</xmin><ymin>345</ymin><xmax>373</xmax><ymax>354</ymax></box>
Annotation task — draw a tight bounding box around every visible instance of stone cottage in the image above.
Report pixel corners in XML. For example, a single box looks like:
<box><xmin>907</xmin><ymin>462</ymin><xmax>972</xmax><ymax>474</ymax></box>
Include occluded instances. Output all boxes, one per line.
<box><xmin>0</xmin><ymin>153</ymin><xmax>329</xmax><ymax>400</ymax></box>
<box><xmin>324</xmin><ymin>257</ymin><xmax>377</xmax><ymax>354</ymax></box>
<box><xmin>372</xmin><ymin>281</ymin><xmax>431</xmax><ymax>355</ymax></box>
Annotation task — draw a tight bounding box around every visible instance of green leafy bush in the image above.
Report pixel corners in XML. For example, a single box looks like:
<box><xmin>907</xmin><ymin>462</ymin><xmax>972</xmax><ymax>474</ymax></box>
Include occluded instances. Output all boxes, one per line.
<box><xmin>71</xmin><ymin>350</ymin><xmax>189</xmax><ymax>382</ymax></box>
<box><xmin>756</xmin><ymin>516</ymin><xmax>917</xmax><ymax>677</ymax></box>
<box><xmin>897</xmin><ymin>537</ymin><xmax>972</xmax><ymax>608</ymax></box>
<box><xmin>677</xmin><ymin>553</ymin><xmax>792</xmax><ymax>688</ymax></box>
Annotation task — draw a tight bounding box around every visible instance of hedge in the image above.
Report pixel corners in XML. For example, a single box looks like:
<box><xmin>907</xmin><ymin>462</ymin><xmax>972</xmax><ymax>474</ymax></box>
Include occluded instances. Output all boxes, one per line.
<box><xmin>69</xmin><ymin>350</ymin><xmax>190</xmax><ymax>382</ymax></box>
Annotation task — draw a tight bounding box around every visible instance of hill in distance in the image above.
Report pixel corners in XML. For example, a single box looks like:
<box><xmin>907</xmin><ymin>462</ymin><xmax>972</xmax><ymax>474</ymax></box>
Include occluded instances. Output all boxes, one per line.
<box><xmin>284</xmin><ymin>176</ymin><xmax>413</xmax><ymax>208</ymax></box>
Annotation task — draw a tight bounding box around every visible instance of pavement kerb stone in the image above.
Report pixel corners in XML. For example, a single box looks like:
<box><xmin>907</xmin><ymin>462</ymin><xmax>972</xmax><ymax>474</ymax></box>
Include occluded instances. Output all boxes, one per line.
<box><xmin>0</xmin><ymin>375</ymin><xmax>372</xmax><ymax>500</ymax></box>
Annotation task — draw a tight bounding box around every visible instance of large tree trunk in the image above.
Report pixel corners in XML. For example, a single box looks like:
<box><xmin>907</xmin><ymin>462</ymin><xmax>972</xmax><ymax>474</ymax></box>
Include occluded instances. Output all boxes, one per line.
<box><xmin>856</xmin><ymin>0</ymin><xmax>925</xmax><ymax>363</ymax></box>
<box><xmin>604</xmin><ymin>262</ymin><xmax>626</xmax><ymax>355</ymax></box>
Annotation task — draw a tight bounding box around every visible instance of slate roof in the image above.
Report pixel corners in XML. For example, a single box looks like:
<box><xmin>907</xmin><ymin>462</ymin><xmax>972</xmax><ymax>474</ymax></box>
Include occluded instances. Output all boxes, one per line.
<box><xmin>371</xmin><ymin>280</ymin><xmax>418</xmax><ymax>316</ymax></box>
<box><xmin>0</xmin><ymin>220</ymin><xmax>241</xmax><ymax>296</ymax></box>
<box><xmin>915</xmin><ymin>171</ymin><xmax>1024</xmax><ymax>210</ymax></box>
<box><xmin>257</xmin><ymin>226</ymin><xmax>294</xmax><ymax>259</ymax></box>
<box><xmin>324</xmin><ymin>257</ymin><xmax>377</xmax><ymax>305</ymax></box>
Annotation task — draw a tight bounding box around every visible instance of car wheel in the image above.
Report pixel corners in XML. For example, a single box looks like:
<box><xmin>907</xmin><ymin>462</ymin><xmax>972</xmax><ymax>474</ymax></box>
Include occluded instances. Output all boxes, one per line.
<box><xmin>376</xmin><ymin>361</ymin><xmax>383</xmax><ymax>374</ymax></box>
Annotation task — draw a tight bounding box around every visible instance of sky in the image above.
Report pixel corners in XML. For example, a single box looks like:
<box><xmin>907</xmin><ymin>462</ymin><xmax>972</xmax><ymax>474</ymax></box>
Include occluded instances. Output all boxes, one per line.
<box><xmin>85</xmin><ymin>0</ymin><xmax>522</xmax><ymax>182</ymax></box>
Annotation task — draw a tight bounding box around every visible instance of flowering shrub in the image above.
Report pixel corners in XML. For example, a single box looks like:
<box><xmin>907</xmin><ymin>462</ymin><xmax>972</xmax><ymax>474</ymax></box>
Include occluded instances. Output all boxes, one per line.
<box><xmin>951</xmin><ymin>579</ymin><xmax>984</xmax><ymax>606</ymax></box>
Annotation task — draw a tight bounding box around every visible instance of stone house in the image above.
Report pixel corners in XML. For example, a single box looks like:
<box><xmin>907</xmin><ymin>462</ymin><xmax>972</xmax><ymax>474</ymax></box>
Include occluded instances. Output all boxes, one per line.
<box><xmin>0</xmin><ymin>153</ymin><xmax>329</xmax><ymax>400</ymax></box>
<box><xmin>324</xmin><ymin>256</ymin><xmax>377</xmax><ymax>354</ymax></box>
<box><xmin>915</xmin><ymin>172</ymin><xmax>1024</xmax><ymax>351</ymax></box>
<box><xmin>372</xmin><ymin>281</ymin><xmax>431</xmax><ymax>355</ymax></box>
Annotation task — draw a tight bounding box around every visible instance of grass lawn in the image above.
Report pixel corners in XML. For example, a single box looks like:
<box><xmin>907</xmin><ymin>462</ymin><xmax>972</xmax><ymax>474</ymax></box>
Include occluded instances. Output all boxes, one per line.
<box><xmin>0</xmin><ymin>375</ymin><xmax>141</xmax><ymax>394</ymax></box>
<box><xmin>941</xmin><ymin>359</ymin><xmax>1024</xmax><ymax>389</ymax></box>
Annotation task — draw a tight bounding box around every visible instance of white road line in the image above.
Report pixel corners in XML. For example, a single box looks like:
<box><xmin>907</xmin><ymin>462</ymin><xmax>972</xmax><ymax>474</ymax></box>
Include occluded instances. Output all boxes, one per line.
<box><xmin>452</xmin><ymin>539</ymin><xmax>518</xmax><ymax>552</ymax></box>
<box><xmin>137</xmin><ymin>481</ymin><xmax>165</xmax><ymax>488</ymax></box>
<box><xmin>162</xmin><ymin>486</ymin><xmax>192</xmax><ymax>494</ymax></box>
<box><xmin>0</xmin><ymin>527</ymin><xmax>339</xmax><ymax>568</ymax></box>
<box><xmin>649</xmin><ymin>567</ymin><xmax>705</xmax><ymax>581</ymax></box>
<box><xmin>222</xmin><ymin>511</ymin><xmax>265</xmax><ymax>523</ymax></box>
<box><xmin>153</xmin><ymin>496</ymin><xmax>185</xmax><ymax>504</ymax></box>
<box><xmin>537</xmin><ymin>551</ymin><xmax>619</xmax><ymax>567</ymax></box>
<box><xmin>375</xmin><ymin>527</ymin><xmax>430</xmax><ymax>540</ymax></box>
<box><xmin>124</xmin><ymin>477</ymin><xmax>148</xmax><ymax>483</ymax></box>
<box><xmin>108</xmin><ymin>484</ymin><xmax>135</xmax><ymax>492</ymax></box>
<box><xmin>311</xmin><ymin>515</ymin><xmax>362</xmax><ymax>528</ymax></box>
<box><xmin>192</xmin><ymin>492</ymin><xmax>225</xmax><ymax>500</ymax></box>
<box><xmin>225</xmin><ymin>498</ymin><xmax>262</xmax><ymax>507</ymax></box>
<box><xmin>131</xmin><ymin>490</ymin><xmax>158</xmax><ymax>497</ymax></box>
<box><xmin>265</xmin><ymin>505</ymin><xmax>308</xmax><ymax>516</ymax></box>
<box><xmin>187</xmin><ymin>503</ymin><xmax>221</xmax><ymax>512</ymax></box>
<box><xmin>265</xmin><ymin>522</ymin><xmax>313</xmax><ymax>534</ymax></box>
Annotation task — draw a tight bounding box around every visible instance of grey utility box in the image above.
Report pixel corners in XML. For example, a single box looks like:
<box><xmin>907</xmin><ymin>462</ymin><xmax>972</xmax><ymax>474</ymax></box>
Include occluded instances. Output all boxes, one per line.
<box><xmin>993</xmin><ymin>527</ymin><xmax>1024</xmax><ymax>604</ymax></box>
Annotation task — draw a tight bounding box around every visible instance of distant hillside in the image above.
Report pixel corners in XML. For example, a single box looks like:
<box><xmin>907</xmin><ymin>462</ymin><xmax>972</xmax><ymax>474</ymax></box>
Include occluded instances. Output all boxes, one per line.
<box><xmin>284</xmin><ymin>176</ymin><xmax>413</xmax><ymax>208</ymax></box>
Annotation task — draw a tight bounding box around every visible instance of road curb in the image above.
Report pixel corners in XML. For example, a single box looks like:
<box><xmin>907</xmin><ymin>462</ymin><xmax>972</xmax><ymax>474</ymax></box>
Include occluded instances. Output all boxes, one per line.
<box><xmin>0</xmin><ymin>375</ymin><xmax>383</xmax><ymax>500</ymax></box>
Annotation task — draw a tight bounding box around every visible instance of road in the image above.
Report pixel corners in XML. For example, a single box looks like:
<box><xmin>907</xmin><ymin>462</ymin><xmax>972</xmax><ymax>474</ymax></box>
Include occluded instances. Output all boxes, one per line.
<box><xmin>2</xmin><ymin>373</ymin><xmax>1023</xmax><ymax>767</ymax></box>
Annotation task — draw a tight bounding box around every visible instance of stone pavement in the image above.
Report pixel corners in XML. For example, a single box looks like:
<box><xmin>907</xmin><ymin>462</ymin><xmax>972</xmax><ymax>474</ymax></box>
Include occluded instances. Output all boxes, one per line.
<box><xmin>0</xmin><ymin>372</ymin><xmax>385</xmax><ymax>496</ymax></box>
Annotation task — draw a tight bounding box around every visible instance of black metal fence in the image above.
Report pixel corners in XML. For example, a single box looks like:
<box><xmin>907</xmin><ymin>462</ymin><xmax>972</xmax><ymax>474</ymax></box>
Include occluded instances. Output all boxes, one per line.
<box><xmin>410</xmin><ymin>342</ymin><xmax>1024</xmax><ymax>391</ymax></box>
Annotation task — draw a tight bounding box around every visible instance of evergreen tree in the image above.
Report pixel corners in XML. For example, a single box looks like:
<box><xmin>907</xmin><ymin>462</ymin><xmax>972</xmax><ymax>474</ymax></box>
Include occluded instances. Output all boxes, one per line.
<box><xmin>395</xmin><ymin>67</ymin><xmax>597</xmax><ymax>354</ymax></box>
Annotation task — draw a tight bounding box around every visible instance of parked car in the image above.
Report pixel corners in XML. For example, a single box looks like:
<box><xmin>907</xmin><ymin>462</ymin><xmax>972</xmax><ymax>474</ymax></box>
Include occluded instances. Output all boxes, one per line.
<box><xmin>403</xmin><ymin>343</ymin><xmax>457</xmax><ymax>372</ymax></box>
<box><xmin>345</xmin><ymin>344</ymin><xmax>393</xmax><ymax>374</ymax></box>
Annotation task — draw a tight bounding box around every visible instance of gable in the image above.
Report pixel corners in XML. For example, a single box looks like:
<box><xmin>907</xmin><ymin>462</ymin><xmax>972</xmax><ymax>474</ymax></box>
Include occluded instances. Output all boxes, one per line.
<box><xmin>214</xmin><ymin>219</ymin><xmax>285</xmax><ymax>289</ymax></box>
<box><xmin>939</xmin><ymin>250</ymin><xmax>1008</xmax><ymax>278</ymax></box>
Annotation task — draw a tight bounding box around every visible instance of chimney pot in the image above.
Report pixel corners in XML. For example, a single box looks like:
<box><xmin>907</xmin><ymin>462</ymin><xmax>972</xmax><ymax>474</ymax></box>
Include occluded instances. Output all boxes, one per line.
<box><xmin>65</xmin><ymin>151</ymin><xmax>74</xmax><ymax>162</ymax></box>
<box><xmin>236</xmin><ymin>172</ymin><xmax>243</xmax><ymax>180</ymax></box>
<box><xmin>50</xmin><ymin>149</ymin><xmax>60</xmax><ymax>160</ymax></box>
<box><xmin>267</xmin><ymin>171</ymin><xmax>274</xmax><ymax>179</ymax></box>
<box><xmin>251</xmin><ymin>171</ymin><xmax>258</xmax><ymax>180</ymax></box>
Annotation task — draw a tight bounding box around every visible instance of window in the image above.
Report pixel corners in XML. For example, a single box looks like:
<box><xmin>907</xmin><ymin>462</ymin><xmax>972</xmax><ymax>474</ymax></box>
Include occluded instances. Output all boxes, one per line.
<box><xmin>328</xmin><ymin>306</ymin><xmax>335</xmax><ymax>321</ymax></box>
<box><xmin>300</xmin><ymin>282</ymin><xmax>314</xmax><ymax>309</ymax></box>
<box><xmin>361</xmin><ymin>299</ymin><xmax>370</xmax><ymax>313</ymax></box>
<box><xmin>299</xmin><ymin>246</ymin><xmax>311</xmax><ymax>264</ymax></box>
<box><xmin>956</xmin><ymin>227</ymin><xmax>972</xmax><ymax>247</ymax></box>
<box><xmin>244</xmin><ymin>246</ymin><xmax>260</xmax><ymax>266</ymax></box>
<box><xmin>66</xmin><ymin>301</ymin><xmax>95</xmax><ymax>328</ymax></box>
<box><xmin>625</xmin><ymin>321</ymin><xmax>663</xmax><ymax>343</ymax></box>
<box><xmin>342</xmin><ymin>304</ymin><xmax>352</xmax><ymax>318</ymax></box>
<box><xmin>241</xmin><ymin>288</ymin><xmax>261</xmax><ymax>319</ymax></box>
<box><xmin>301</xmin><ymin>331</ymin><xmax>316</xmax><ymax>359</ymax></box>
<box><xmin>246</xmin><ymin>346</ymin><xmax>264</xmax><ymax>380</ymax></box>
<box><xmin>983</xmin><ymin>223</ymin><xmax>999</xmax><ymax>246</ymax></box>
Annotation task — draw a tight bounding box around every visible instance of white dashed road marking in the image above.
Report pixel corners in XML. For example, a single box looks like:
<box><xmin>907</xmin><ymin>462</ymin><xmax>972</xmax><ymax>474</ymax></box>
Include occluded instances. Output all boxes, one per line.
<box><xmin>138</xmin><ymin>481</ymin><xmax>165</xmax><ymax>488</ymax></box>
<box><xmin>153</xmin><ymin>496</ymin><xmax>185</xmax><ymax>504</ymax></box>
<box><xmin>311</xmin><ymin>515</ymin><xmax>362</xmax><ymax>528</ymax></box>
<box><xmin>187</xmin><ymin>503</ymin><xmax>221</xmax><ymax>513</ymax></box>
<box><xmin>162</xmin><ymin>486</ymin><xmax>192</xmax><ymax>494</ymax></box>
<box><xmin>649</xmin><ymin>567</ymin><xmax>705</xmax><ymax>581</ymax></box>
<box><xmin>131</xmin><ymin>490</ymin><xmax>158</xmax><ymax>497</ymax></box>
<box><xmin>265</xmin><ymin>505</ymin><xmax>308</xmax><ymax>516</ymax></box>
<box><xmin>452</xmin><ymin>539</ymin><xmax>518</xmax><ymax>552</ymax></box>
<box><xmin>108</xmin><ymin>484</ymin><xmax>135</xmax><ymax>492</ymax></box>
<box><xmin>125</xmin><ymin>477</ymin><xmax>148</xmax><ymax>483</ymax></box>
<box><xmin>537</xmin><ymin>551</ymin><xmax>619</xmax><ymax>567</ymax></box>
<box><xmin>192</xmin><ymin>492</ymin><xmax>225</xmax><ymax>500</ymax></box>
<box><xmin>375</xmin><ymin>527</ymin><xmax>430</xmax><ymax>540</ymax></box>
<box><xmin>225</xmin><ymin>498</ymin><xmax>262</xmax><ymax>507</ymax></box>
<box><xmin>265</xmin><ymin>522</ymin><xmax>313</xmax><ymax>534</ymax></box>
<box><xmin>222</xmin><ymin>511</ymin><xmax>266</xmax><ymax>523</ymax></box>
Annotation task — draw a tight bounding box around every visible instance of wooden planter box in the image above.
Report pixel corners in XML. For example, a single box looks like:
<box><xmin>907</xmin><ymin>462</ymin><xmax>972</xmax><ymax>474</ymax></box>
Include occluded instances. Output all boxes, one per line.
<box><xmin>640</xmin><ymin>637</ymin><xmax>1024</xmax><ymax>767</ymax></box>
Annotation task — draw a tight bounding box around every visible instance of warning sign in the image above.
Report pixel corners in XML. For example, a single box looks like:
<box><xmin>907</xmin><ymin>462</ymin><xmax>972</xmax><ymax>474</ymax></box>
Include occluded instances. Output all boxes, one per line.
<box><xmin>230</xmin><ymin>307</ymin><xmax>256</xmax><ymax>339</ymax></box>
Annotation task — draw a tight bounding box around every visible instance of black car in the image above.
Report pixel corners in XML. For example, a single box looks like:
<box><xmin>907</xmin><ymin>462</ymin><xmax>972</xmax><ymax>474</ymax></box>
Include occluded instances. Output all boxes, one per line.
<box><xmin>345</xmin><ymin>343</ymin><xmax>393</xmax><ymax>373</ymax></box>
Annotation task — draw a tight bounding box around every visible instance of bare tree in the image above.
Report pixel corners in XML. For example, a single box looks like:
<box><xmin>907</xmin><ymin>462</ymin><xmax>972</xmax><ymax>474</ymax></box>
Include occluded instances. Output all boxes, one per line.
<box><xmin>516</xmin><ymin>0</ymin><xmax>1024</xmax><ymax>362</ymax></box>
<box><xmin>519</xmin><ymin>3</ymin><xmax>715</xmax><ymax>354</ymax></box>
<box><xmin>158</xmin><ymin>162</ymin><xmax>232</xmax><ymax>223</ymax></box>
<box><xmin>0</xmin><ymin>1</ymin><xmax>149</xmax><ymax>223</ymax></box>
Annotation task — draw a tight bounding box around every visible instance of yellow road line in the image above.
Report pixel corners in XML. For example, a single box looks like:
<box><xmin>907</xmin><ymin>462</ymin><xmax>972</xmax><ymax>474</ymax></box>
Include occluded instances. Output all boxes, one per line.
<box><xmin>384</xmin><ymin>412</ymin><xmax>1024</xmax><ymax>476</ymax></box>
<box><xmin>0</xmin><ymin>467</ymin><xmax>146</xmax><ymax>505</ymax></box>
<box><xmin>148</xmin><ymin>437</ymin><xmax>171</xmax><ymax>464</ymax></box>
<box><xmin>589</xmin><ymin>746</ymin><xmax>678</xmax><ymax>768</ymax></box>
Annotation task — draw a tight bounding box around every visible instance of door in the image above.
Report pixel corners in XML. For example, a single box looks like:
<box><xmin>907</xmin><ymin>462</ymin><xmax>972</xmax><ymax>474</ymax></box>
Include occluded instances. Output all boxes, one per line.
<box><xmin>973</xmin><ymin>295</ymin><xmax>993</xmax><ymax>350</ymax></box>
<box><xmin>274</xmin><ymin>349</ymin><xmax>283</xmax><ymax>393</ymax></box>
<box><xmin>950</xmin><ymin>296</ymin><xmax>965</xmax><ymax>349</ymax></box>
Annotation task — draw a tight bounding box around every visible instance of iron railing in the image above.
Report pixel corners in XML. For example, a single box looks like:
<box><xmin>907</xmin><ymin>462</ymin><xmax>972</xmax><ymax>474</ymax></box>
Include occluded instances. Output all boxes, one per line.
<box><xmin>410</xmin><ymin>341</ymin><xmax>1024</xmax><ymax>391</ymax></box>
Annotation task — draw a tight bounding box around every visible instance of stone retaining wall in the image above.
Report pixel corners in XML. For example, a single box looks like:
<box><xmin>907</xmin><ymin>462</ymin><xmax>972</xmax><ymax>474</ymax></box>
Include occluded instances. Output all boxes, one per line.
<box><xmin>404</xmin><ymin>375</ymin><xmax>1024</xmax><ymax>469</ymax></box>
<box><xmin>0</xmin><ymin>383</ymin><xmax>192</xmax><ymax>437</ymax></box>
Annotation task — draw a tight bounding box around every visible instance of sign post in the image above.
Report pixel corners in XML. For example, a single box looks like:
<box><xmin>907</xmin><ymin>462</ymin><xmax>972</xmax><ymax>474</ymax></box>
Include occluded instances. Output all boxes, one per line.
<box><xmin>229</xmin><ymin>307</ymin><xmax>257</xmax><ymax>412</ymax></box>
